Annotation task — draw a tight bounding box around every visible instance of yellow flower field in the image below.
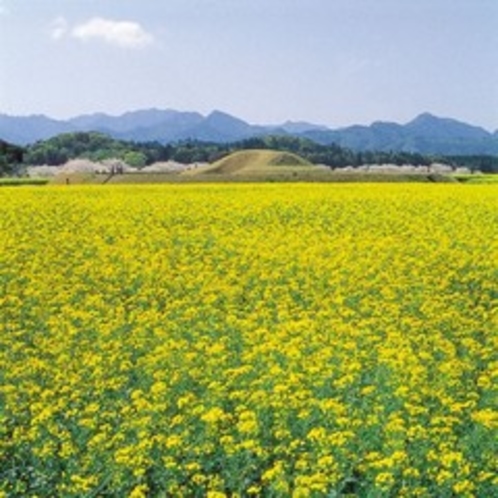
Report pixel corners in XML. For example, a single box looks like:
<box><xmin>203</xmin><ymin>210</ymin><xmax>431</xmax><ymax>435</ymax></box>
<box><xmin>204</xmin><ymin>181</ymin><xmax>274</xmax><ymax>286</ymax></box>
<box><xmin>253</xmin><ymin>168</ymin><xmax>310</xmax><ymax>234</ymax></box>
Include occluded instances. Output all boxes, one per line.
<box><xmin>0</xmin><ymin>183</ymin><xmax>497</xmax><ymax>497</ymax></box>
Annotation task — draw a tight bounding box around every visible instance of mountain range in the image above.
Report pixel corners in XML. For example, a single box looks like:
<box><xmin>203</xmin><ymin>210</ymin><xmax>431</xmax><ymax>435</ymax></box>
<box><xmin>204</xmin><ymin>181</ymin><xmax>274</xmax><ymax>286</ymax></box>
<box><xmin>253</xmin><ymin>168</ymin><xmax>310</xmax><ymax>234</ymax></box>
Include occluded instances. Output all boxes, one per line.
<box><xmin>1</xmin><ymin>109</ymin><xmax>497</xmax><ymax>156</ymax></box>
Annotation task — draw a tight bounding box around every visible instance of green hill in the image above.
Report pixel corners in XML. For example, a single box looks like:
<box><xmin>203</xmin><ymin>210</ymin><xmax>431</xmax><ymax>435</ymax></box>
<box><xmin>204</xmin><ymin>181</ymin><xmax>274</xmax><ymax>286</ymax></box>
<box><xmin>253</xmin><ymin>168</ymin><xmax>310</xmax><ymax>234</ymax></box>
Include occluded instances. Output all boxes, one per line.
<box><xmin>184</xmin><ymin>149</ymin><xmax>317</xmax><ymax>176</ymax></box>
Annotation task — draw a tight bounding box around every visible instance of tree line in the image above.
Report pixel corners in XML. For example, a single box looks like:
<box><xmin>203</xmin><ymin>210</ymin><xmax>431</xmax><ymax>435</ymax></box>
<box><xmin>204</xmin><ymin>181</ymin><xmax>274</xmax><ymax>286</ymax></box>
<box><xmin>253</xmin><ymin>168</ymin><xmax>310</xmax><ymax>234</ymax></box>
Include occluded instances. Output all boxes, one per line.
<box><xmin>1</xmin><ymin>132</ymin><xmax>498</xmax><ymax>176</ymax></box>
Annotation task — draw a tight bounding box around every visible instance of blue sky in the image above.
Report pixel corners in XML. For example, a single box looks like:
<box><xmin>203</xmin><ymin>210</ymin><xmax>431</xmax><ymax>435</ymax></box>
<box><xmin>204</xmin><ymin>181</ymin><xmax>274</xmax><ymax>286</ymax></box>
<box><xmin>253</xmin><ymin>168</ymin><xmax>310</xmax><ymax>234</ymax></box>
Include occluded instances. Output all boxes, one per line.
<box><xmin>1</xmin><ymin>0</ymin><xmax>497</xmax><ymax>130</ymax></box>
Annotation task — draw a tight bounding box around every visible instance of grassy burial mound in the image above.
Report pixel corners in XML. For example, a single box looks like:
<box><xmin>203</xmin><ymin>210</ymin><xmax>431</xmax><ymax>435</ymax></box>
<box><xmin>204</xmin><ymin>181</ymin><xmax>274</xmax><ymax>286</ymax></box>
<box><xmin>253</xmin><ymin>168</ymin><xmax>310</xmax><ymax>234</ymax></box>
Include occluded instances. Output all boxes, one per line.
<box><xmin>183</xmin><ymin>149</ymin><xmax>323</xmax><ymax>178</ymax></box>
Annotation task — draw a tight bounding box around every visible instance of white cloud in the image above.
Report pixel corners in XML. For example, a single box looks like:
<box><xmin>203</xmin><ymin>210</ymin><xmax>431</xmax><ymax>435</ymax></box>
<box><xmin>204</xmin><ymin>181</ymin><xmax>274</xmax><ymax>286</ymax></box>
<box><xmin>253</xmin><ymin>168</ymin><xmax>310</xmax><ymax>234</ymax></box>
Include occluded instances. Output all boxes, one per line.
<box><xmin>50</xmin><ymin>16</ymin><xmax>68</xmax><ymax>40</ymax></box>
<box><xmin>71</xmin><ymin>17</ymin><xmax>154</xmax><ymax>49</ymax></box>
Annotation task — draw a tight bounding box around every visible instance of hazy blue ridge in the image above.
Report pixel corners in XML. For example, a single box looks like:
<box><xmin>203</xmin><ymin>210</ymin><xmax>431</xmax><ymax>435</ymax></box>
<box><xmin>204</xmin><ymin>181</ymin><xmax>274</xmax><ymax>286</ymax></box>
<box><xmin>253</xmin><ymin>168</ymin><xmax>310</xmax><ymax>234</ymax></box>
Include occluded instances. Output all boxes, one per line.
<box><xmin>1</xmin><ymin>110</ymin><xmax>497</xmax><ymax>155</ymax></box>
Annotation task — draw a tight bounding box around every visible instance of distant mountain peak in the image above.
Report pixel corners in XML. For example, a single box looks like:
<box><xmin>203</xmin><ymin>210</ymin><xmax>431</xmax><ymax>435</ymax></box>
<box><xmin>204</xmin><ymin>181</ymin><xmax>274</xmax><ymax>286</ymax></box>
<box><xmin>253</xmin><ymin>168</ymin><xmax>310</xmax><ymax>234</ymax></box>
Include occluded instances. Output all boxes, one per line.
<box><xmin>412</xmin><ymin>111</ymin><xmax>438</xmax><ymax>121</ymax></box>
<box><xmin>406</xmin><ymin>112</ymin><xmax>490</xmax><ymax>141</ymax></box>
<box><xmin>407</xmin><ymin>112</ymin><xmax>457</xmax><ymax>127</ymax></box>
<box><xmin>206</xmin><ymin>110</ymin><xmax>248</xmax><ymax>124</ymax></box>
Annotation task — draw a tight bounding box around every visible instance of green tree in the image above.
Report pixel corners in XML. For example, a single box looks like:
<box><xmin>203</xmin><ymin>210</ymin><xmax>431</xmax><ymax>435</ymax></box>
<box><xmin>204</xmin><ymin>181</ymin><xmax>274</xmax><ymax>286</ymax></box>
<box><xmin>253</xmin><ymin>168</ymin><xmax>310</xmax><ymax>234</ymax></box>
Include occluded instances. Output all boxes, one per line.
<box><xmin>123</xmin><ymin>151</ymin><xmax>147</xmax><ymax>168</ymax></box>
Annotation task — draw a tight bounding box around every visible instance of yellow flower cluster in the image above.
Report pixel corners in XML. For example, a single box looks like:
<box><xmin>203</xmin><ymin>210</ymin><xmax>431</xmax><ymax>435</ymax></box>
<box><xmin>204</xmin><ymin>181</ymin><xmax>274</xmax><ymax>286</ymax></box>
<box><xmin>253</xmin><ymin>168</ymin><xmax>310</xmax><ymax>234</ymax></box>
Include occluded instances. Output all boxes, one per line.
<box><xmin>0</xmin><ymin>183</ymin><xmax>496</xmax><ymax>496</ymax></box>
